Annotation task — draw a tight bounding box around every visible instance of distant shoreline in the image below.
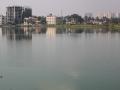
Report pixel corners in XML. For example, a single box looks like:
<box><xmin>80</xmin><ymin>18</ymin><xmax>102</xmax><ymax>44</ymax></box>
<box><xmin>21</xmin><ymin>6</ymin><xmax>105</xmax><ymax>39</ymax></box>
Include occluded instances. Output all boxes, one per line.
<box><xmin>47</xmin><ymin>24</ymin><xmax>120</xmax><ymax>30</ymax></box>
<box><xmin>1</xmin><ymin>24</ymin><xmax>120</xmax><ymax>30</ymax></box>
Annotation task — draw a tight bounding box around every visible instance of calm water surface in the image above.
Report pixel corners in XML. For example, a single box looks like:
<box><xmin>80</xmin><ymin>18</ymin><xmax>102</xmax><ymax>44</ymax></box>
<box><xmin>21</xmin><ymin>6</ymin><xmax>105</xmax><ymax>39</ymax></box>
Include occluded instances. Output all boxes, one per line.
<box><xmin>0</xmin><ymin>27</ymin><xmax>120</xmax><ymax>90</ymax></box>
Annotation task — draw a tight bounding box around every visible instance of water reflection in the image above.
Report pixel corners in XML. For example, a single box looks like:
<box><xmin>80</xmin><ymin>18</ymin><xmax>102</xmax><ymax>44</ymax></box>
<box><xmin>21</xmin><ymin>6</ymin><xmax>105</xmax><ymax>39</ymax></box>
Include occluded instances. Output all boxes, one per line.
<box><xmin>66</xmin><ymin>28</ymin><xmax>84</xmax><ymax>34</ymax></box>
<box><xmin>0</xmin><ymin>26</ymin><xmax>120</xmax><ymax>90</ymax></box>
<box><xmin>34</xmin><ymin>27</ymin><xmax>41</xmax><ymax>34</ymax></box>
<box><xmin>1</xmin><ymin>27</ymin><xmax>32</xmax><ymax>40</ymax></box>
<box><xmin>46</xmin><ymin>27</ymin><xmax>56</xmax><ymax>38</ymax></box>
<box><xmin>0</xmin><ymin>28</ymin><xmax>2</xmax><ymax>38</ymax></box>
<box><xmin>0</xmin><ymin>27</ymin><xmax>120</xmax><ymax>40</ymax></box>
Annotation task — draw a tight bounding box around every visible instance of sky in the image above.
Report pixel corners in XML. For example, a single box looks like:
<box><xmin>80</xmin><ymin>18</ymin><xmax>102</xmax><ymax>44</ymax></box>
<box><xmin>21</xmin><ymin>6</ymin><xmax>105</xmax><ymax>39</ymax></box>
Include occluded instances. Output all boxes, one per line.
<box><xmin>0</xmin><ymin>0</ymin><xmax>120</xmax><ymax>16</ymax></box>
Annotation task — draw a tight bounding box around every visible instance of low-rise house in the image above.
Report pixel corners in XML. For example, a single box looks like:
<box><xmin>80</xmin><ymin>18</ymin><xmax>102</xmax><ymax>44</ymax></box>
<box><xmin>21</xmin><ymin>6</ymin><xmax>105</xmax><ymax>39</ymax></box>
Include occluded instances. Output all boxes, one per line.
<box><xmin>24</xmin><ymin>17</ymin><xmax>40</xmax><ymax>26</ymax></box>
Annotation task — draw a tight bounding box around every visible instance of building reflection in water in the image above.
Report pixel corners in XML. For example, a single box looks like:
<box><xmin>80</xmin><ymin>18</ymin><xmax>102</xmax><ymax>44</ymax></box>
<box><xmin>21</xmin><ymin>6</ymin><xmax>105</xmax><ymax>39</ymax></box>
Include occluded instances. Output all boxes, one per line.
<box><xmin>46</xmin><ymin>27</ymin><xmax>56</xmax><ymax>38</ymax></box>
<box><xmin>35</xmin><ymin>27</ymin><xmax>41</xmax><ymax>34</ymax></box>
<box><xmin>32</xmin><ymin>26</ymin><xmax>47</xmax><ymax>34</ymax></box>
<box><xmin>0</xmin><ymin>28</ymin><xmax>2</xmax><ymax>38</ymax></box>
<box><xmin>2</xmin><ymin>27</ymin><xmax>32</xmax><ymax>40</ymax></box>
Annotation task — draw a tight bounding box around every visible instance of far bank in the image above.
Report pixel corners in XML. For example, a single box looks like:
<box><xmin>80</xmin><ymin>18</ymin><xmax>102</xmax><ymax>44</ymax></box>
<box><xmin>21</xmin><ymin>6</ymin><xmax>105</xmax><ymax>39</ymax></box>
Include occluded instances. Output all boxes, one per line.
<box><xmin>1</xmin><ymin>24</ymin><xmax>120</xmax><ymax>31</ymax></box>
<box><xmin>47</xmin><ymin>24</ymin><xmax>120</xmax><ymax>30</ymax></box>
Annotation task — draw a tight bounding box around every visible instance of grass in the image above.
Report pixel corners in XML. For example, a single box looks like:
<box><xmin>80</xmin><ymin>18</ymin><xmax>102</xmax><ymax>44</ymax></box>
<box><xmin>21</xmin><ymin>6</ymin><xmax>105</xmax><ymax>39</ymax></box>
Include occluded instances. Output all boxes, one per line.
<box><xmin>1</xmin><ymin>24</ymin><xmax>120</xmax><ymax>31</ymax></box>
<box><xmin>47</xmin><ymin>24</ymin><xmax>120</xmax><ymax>31</ymax></box>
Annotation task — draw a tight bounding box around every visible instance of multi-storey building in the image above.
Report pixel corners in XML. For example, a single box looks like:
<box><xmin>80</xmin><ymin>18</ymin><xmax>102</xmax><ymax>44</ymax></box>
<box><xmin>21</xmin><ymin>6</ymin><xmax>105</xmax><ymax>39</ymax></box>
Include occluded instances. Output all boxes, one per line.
<box><xmin>6</xmin><ymin>6</ymin><xmax>32</xmax><ymax>24</ymax></box>
<box><xmin>6</xmin><ymin>6</ymin><xmax>23</xmax><ymax>24</ymax></box>
<box><xmin>22</xmin><ymin>7</ymin><xmax>32</xmax><ymax>18</ymax></box>
<box><xmin>46</xmin><ymin>14</ymin><xmax>56</xmax><ymax>25</ymax></box>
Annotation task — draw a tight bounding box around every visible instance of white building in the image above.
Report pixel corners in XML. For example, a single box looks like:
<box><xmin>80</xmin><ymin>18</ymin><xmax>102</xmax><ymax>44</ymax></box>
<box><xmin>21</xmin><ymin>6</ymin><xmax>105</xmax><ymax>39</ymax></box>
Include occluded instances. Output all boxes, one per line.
<box><xmin>0</xmin><ymin>15</ymin><xmax>6</xmax><ymax>25</ymax></box>
<box><xmin>46</xmin><ymin>14</ymin><xmax>56</xmax><ymax>25</ymax></box>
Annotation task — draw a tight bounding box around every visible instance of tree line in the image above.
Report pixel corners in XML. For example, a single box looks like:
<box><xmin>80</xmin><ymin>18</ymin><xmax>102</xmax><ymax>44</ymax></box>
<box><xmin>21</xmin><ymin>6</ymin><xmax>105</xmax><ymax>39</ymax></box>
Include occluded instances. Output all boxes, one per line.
<box><xmin>37</xmin><ymin>14</ymin><xmax>120</xmax><ymax>25</ymax></box>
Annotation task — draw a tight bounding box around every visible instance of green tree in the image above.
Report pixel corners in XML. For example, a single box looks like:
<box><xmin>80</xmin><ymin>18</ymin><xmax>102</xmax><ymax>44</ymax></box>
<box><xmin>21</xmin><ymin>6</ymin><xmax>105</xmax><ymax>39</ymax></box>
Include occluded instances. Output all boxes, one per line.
<box><xmin>65</xmin><ymin>14</ymin><xmax>84</xmax><ymax>24</ymax></box>
<box><xmin>37</xmin><ymin>16</ymin><xmax>46</xmax><ymax>24</ymax></box>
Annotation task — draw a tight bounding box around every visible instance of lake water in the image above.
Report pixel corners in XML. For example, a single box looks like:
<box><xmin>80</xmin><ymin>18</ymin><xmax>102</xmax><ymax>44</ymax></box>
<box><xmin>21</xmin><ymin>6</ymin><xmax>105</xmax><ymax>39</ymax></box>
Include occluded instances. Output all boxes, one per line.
<box><xmin>0</xmin><ymin>27</ymin><xmax>120</xmax><ymax>90</ymax></box>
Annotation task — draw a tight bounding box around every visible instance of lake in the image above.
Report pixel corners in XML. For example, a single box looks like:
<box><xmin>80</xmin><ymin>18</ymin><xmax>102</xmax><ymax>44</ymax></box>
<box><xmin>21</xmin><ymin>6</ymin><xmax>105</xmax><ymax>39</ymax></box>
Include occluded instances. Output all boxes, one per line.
<box><xmin>0</xmin><ymin>27</ymin><xmax>120</xmax><ymax>90</ymax></box>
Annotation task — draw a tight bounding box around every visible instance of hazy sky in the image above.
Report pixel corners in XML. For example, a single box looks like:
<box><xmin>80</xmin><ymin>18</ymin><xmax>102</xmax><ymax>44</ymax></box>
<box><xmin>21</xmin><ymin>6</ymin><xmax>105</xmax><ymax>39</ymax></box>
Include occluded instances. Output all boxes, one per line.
<box><xmin>0</xmin><ymin>0</ymin><xmax>120</xmax><ymax>16</ymax></box>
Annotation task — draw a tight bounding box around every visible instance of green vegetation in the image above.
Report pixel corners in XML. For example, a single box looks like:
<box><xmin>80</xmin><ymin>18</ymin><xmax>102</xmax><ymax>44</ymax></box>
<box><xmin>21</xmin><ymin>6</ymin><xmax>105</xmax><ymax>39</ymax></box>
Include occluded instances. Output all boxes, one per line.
<box><xmin>47</xmin><ymin>24</ymin><xmax>120</xmax><ymax>31</ymax></box>
<box><xmin>1</xmin><ymin>23</ymin><xmax>120</xmax><ymax>31</ymax></box>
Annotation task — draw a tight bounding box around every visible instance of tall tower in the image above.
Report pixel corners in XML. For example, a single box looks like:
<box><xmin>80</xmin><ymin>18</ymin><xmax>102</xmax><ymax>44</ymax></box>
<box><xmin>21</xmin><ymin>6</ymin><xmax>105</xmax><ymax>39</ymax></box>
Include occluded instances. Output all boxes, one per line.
<box><xmin>6</xmin><ymin>6</ymin><xmax>23</xmax><ymax>24</ymax></box>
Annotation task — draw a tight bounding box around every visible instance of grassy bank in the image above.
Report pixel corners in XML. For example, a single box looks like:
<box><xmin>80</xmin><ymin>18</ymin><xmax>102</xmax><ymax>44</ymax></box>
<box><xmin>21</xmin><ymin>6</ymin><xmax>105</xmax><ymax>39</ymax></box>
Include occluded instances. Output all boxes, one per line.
<box><xmin>47</xmin><ymin>24</ymin><xmax>120</xmax><ymax>30</ymax></box>
<box><xmin>1</xmin><ymin>24</ymin><xmax>120</xmax><ymax>31</ymax></box>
